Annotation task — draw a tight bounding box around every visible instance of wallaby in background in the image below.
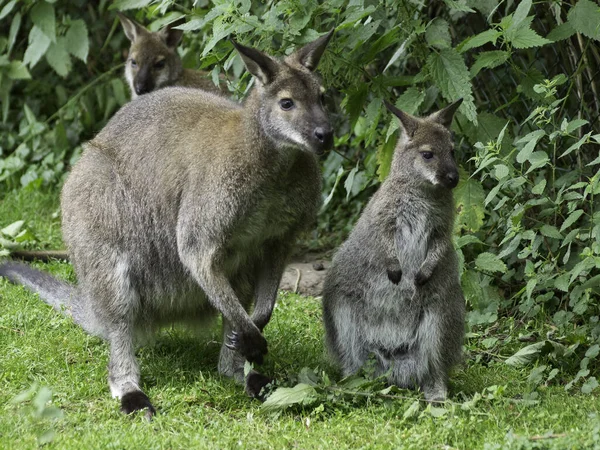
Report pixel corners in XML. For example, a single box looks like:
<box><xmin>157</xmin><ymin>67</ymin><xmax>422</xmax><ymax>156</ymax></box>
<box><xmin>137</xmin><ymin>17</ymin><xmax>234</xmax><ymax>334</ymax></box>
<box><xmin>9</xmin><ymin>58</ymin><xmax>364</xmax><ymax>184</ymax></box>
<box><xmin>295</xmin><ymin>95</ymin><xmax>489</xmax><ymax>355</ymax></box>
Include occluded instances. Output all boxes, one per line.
<box><xmin>0</xmin><ymin>31</ymin><xmax>334</xmax><ymax>418</ymax></box>
<box><xmin>321</xmin><ymin>99</ymin><xmax>465</xmax><ymax>402</ymax></box>
<box><xmin>118</xmin><ymin>13</ymin><xmax>222</xmax><ymax>98</ymax></box>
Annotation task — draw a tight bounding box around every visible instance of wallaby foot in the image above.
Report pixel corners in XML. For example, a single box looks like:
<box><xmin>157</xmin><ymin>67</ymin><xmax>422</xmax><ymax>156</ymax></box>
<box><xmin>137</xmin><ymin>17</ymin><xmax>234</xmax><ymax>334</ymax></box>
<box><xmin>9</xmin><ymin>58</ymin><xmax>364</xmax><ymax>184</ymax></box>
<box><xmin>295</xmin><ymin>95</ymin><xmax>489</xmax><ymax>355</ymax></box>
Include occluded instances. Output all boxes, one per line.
<box><xmin>245</xmin><ymin>371</ymin><xmax>272</xmax><ymax>400</ymax></box>
<box><xmin>225</xmin><ymin>330</ymin><xmax>268</xmax><ymax>364</ymax></box>
<box><xmin>423</xmin><ymin>380</ymin><xmax>447</xmax><ymax>403</ymax></box>
<box><xmin>120</xmin><ymin>390</ymin><xmax>156</xmax><ymax>419</ymax></box>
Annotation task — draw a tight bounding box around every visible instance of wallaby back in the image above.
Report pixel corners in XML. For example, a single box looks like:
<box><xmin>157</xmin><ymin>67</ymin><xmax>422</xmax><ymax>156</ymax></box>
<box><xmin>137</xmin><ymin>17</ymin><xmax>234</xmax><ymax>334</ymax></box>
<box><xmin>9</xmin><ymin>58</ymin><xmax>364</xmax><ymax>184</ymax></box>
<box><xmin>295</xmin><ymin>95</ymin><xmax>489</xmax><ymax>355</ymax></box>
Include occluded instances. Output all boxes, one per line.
<box><xmin>322</xmin><ymin>99</ymin><xmax>465</xmax><ymax>402</ymax></box>
<box><xmin>118</xmin><ymin>13</ymin><xmax>221</xmax><ymax>98</ymax></box>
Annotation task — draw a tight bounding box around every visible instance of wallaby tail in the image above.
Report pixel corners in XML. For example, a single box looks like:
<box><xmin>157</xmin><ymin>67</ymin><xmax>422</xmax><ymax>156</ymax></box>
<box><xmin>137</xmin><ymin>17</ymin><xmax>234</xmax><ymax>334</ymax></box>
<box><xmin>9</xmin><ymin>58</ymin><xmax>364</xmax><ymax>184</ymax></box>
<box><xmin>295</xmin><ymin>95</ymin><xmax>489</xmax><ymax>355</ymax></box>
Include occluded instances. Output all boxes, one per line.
<box><xmin>0</xmin><ymin>261</ymin><xmax>74</xmax><ymax>314</ymax></box>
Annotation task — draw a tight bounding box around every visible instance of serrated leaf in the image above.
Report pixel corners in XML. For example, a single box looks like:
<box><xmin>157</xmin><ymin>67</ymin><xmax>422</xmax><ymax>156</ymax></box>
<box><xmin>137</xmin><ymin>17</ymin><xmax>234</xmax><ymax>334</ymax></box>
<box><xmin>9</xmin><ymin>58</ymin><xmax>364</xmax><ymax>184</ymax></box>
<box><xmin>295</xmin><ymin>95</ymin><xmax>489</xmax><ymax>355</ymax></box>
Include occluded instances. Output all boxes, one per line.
<box><xmin>494</xmin><ymin>164</ymin><xmax>509</xmax><ymax>179</ymax></box>
<box><xmin>505</xmin><ymin>341</ymin><xmax>545</xmax><ymax>366</ymax></box>
<box><xmin>8</xmin><ymin>12</ymin><xmax>22</xmax><ymax>55</ymax></box>
<box><xmin>427</xmin><ymin>48</ymin><xmax>477</xmax><ymax>123</ymax></box>
<box><xmin>65</xmin><ymin>20</ymin><xmax>89</xmax><ymax>62</ymax></box>
<box><xmin>470</xmin><ymin>50</ymin><xmax>509</xmax><ymax>77</ymax></box>
<box><xmin>581</xmin><ymin>377</ymin><xmax>599</xmax><ymax>394</ymax></box>
<box><xmin>30</xmin><ymin>2</ymin><xmax>56</xmax><ymax>43</ymax></box>
<box><xmin>0</xmin><ymin>0</ymin><xmax>17</xmax><ymax>20</ymax></box>
<box><xmin>7</xmin><ymin>61</ymin><xmax>31</xmax><ymax>80</ymax></box>
<box><xmin>540</xmin><ymin>224</ymin><xmax>563</xmax><ymax>239</ymax></box>
<box><xmin>24</xmin><ymin>26</ymin><xmax>52</xmax><ymax>68</ymax></box>
<box><xmin>454</xmin><ymin>174</ymin><xmax>485</xmax><ymax>232</ymax></box>
<box><xmin>261</xmin><ymin>383</ymin><xmax>318</xmax><ymax>412</ymax></box>
<box><xmin>475</xmin><ymin>252</ymin><xmax>507</xmax><ymax>273</ymax></box>
<box><xmin>383</xmin><ymin>38</ymin><xmax>409</xmax><ymax>72</ymax></box>
<box><xmin>427</xmin><ymin>406</ymin><xmax>449</xmax><ymax>417</ymax></box>
<box><xmin>547</xmin><ymin>22</ymin><xmax>576</xmax><ymax>41</ymax></box>
<box><xmin>568</xmin><ymin>0</ymin><xmax>600</xmax><ymax>41</ymax></box>
<box><xmin>510</xmin><ymin>25</ymin><xmax>551</xmax><ymax>49</ymax></box>
<box><xmin>377</xmin><ymin>129</ymin><xmax>397</xmax><ymax>181</ymax></box>
<box><xmin>532</xmin><ymin>178</ymin><xmax>546</xmax><ymax>195</ymax></box>
<box><xmin>510</xmin><ymin>0</ymin><xmax>532</xmax><ymax>30</ymax></box>
<box><xmin>456</xmin><ymin>235</ymin><xmax>483</xmax><ymax>248</ymax></box>
<box><xmin>443</xmin><ymin>0</ymin><xmax>475</xmax><ymax>13</ymax></box>
<box><xmin>560</xmin><ymin>210</ymin><xmax>584</xmax><ymax>232</ymax></box>
<box><xmin>344</xmin><ymin>165</ymin><xmax>359</xmax><ymax>201</ymax></box>
<box><xmin>516</xmin><ymin>130</ymin><xmax>545</xmax><ymax>163</ymax></box>
<box><xmin>45</xmin><ymin>38</ymin><xmax>72</xmax><ymax>77</ymax></box>
<box><xmin>110</xmin><ymin>0</ymin><xmax>153</xmax><ymax>10</ymax></box>
<box><xmin>402</xmin><ymin>401</ymin><xmax>421</xmax><ymax>420</ymax></box>
<box><xmin>560</xmin><ymin>132</ymin><xmax>592</xmax><ymax>158</ymax></box>
<box><xmin>458</xmin><ymin>29</ymin><xmax>502</xmax><ymax>53</ymax></box>
<box><xmin>426</xmin><ymin>18</ymin><xmax>451</xmax><ymax>49</ymax></box>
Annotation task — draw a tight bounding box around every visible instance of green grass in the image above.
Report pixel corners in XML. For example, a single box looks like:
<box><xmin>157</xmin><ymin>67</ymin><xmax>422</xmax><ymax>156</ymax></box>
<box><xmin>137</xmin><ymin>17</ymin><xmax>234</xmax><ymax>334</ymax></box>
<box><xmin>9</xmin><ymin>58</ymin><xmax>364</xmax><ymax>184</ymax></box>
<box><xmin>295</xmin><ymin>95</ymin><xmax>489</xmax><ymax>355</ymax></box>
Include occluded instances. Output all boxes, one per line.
<box><xmin>1</xmin><ymin>188</ymin><xmax>599</xmax><ymax>449</ymax></box>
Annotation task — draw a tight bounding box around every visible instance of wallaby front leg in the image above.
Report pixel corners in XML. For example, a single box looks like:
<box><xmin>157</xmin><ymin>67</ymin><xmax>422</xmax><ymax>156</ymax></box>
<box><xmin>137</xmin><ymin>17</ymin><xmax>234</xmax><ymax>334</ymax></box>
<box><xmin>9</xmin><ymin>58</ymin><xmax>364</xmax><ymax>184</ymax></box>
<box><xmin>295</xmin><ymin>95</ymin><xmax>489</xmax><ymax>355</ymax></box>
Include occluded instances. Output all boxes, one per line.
<box><xmin>179</xmin><ymin>245</ymin><xmax>267</xmax><ymax>364</ymax></box>
<box><xmin>251</xmin><ymin>243</ymin><xmax>290</xmax><ymax>331</ymax></box>
<box><xmin>415</xmin><ymin>236</ymin><xmax>450</xmax><ymax>286</ymax></box>
<box><xmin>107</xmin><ymin>324</ymin><xmax>155</xmax><ymax>418</ymax></box>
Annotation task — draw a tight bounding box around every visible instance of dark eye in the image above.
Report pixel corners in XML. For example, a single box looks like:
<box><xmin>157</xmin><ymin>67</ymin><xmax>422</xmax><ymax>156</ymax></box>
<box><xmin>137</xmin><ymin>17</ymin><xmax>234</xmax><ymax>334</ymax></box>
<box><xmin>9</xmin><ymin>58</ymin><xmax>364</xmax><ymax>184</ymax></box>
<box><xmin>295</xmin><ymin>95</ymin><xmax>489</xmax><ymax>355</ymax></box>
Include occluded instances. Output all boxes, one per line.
<box><xmin>130</xmin><ymin>59</ymin><xmax>137</xmax><ymax>68</ymax></box>
<box><xmin>320</xmin><ymin>93</ymin><xmax>325</xmax><ymax>103</ymax></box>
<box><xmin>279</xmin><ymin>98</ymin><xmax>294</xmax><ymax>111</ymax></box>
<box><xmin>421</xmin><ymin>151</ymin><xmax>434</xmax><ymax>160</ymax></box>
<box><xmin>154</xmin><ymin>60</ymin><xmax>166</xmax><ymax>69</ymax></box>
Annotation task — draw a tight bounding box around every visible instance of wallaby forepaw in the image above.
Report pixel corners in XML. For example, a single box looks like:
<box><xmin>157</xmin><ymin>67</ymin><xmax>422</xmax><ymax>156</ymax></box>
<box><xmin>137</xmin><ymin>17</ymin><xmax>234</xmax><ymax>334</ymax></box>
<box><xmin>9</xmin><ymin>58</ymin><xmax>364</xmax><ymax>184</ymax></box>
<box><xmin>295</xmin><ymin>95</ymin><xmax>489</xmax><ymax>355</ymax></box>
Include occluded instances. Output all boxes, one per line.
<box><xmin>245</xmin><ymin>372</ymin><xmax>273</xmax><ymax>400</ymax></box>
<box><xmin>387</xmin><ymin>268</ymin><xmax>402</xmax><ymax>284</ymax></box>
<box><xmin>225</xmin><ymin>330</ymin><xmax>268</xmax><ymax>364</ymax></box>
<box><xmin>120</xmin><ymin>391</ymin><xmax>156</xmax><ymax>420</ymax></box>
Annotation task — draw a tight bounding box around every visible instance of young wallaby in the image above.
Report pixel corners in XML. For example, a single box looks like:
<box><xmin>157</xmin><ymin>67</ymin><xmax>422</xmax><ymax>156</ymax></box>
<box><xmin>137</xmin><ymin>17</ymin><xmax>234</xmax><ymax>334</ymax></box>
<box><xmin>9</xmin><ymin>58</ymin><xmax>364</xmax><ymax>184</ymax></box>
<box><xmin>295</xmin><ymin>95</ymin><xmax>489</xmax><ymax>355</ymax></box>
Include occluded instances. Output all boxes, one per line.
<box><xmin>321</xmin><ymin>99</ymin><xmax>465</xmax><ymax>402</ymax></box>
<box><xmin>118</xmin><ymin>13</ymin><xmax>222</xmax><ymax>98</ymax></box>
<box><xmin>0</xmin><ymin>31</ymin><xmax>334</xmax><ymax>418</ymax></box>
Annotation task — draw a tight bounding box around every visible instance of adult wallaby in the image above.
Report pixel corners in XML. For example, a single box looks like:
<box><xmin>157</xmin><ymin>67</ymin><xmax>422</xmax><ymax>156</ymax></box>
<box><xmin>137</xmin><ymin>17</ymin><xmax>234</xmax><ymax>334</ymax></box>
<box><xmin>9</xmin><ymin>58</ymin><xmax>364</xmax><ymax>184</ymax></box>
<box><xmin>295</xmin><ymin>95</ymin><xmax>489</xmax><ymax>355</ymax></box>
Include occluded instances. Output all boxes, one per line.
<box><xmin>118</xmin><ymin>13</ymin><xmax>222</xmax><ymax>98</ymax></box>
<box><xmin>0</xmin><ymin>31</ymin><xmax>334</xmax><ymax>417</ymax></box>
<box><xmin>321</xmin><ymin>99</ymin><xmax>465</xmax><ymax>402</ymax></box>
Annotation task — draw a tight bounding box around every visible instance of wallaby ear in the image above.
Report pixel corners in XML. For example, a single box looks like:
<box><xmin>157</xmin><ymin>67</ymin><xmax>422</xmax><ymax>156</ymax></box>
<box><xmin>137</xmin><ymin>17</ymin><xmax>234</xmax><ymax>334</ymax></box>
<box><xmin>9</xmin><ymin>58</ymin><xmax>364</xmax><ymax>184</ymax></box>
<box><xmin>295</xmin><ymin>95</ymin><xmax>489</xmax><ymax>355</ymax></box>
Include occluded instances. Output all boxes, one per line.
<box><xmin>159</xmin><ymin>17</ymin><xmax>185</xmax><ymax>48</ymax></box>
<box><xmin>231</xmin><ymin>40</ymin><xmax>279</xmax><ymax>85</ymax></box>
<box><xmin>428</xmin><ymin>99</ymin><xmax>463</xmax><ymax>128</ymax></box>
<box><xmin>117</xmin><ymin>12</ymin><xmax>146</xmax><ymax>43</ymax></box>
<box><xmin>384</xmin><ymin>100</ymin><xmax>419</xmax><ymax>138</ymax></box>
<box><xmin>286</xmin><ymin>29</ymin><xmax>334</xmax><ymax>71</ymax></box>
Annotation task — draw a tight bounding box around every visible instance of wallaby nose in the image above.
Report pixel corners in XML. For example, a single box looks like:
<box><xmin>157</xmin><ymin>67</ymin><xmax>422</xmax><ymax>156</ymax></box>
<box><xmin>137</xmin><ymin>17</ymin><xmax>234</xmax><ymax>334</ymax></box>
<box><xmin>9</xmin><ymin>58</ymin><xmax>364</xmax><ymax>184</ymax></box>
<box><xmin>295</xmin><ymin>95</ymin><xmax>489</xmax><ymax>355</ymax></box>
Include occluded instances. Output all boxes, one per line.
<box><xmin>135</xmin><ymin>83</ymin><xmax>151</xmax><ymax>96</ymax></box>
<box><xmin>446</xmin><ymin>172</ymin><xmax>459</xmax><ymax>189</ymax></box>
<box><xmin>314</xmin><ymin>126</ymin><xmax>334</xmax><ymax>152</ymax></box>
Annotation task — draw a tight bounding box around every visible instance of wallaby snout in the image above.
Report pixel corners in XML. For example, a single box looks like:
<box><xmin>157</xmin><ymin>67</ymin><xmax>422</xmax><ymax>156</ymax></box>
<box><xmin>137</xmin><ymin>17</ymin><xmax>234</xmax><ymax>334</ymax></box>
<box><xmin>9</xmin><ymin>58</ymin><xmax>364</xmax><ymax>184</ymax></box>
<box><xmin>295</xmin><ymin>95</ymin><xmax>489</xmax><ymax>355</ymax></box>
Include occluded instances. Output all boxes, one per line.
<box><xmin>134</xmin><ymin>69</ymin><xmax>154</xmax><ymax>96</ymax></box>
<box><xmin>443</xmin><ymin>169</ymin><xmax>459</xmax><ymax>189</ymax></box>
<box><xmin>313</xmin><ymin>125</ymin><xmax>334</xmax><ymax>154</ymax></box>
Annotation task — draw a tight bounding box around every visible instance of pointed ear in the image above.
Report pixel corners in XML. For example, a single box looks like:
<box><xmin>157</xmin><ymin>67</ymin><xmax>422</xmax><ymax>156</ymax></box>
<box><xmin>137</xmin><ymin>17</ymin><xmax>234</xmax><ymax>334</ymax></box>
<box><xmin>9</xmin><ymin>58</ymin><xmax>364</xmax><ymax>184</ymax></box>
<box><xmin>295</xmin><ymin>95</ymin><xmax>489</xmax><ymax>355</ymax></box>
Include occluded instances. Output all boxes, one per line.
<box><xmin>384</xmin><ymin>100</ymin><xmax>419</xmax><ymax>138</ymax></box>
<box><xmin>159</xmin><ymin>17</ymin><xmax>185</xmax><ymax>48</ymax></box>
<box><xmin>231</xmin><ymin>40</ymin><xmax>279</xmax><ymax>85</ymax></box>
<box><xmin>117</xmin><ymin>13</ymin><xmax>146</xmax><ymax>43</ymax></box>
<box><xmin>428</xmin><ymin>99</ymin><xmax>463</xmax><ymax>128</ymax></box>
<box><xmin>286</xmin><ymin>29</ymin><xmax>334</xmax><ymax>71</ymax></box>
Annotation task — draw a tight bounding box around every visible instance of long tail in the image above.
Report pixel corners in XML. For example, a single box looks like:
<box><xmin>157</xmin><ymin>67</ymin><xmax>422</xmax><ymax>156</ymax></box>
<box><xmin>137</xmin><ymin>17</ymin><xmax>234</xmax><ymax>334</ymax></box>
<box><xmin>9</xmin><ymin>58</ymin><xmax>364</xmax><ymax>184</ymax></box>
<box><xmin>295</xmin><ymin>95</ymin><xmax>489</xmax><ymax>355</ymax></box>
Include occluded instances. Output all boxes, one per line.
<box><xmin>0</xmin><ymin>261</ymin><xmax>74</xmax><ymax>313</ymax></box>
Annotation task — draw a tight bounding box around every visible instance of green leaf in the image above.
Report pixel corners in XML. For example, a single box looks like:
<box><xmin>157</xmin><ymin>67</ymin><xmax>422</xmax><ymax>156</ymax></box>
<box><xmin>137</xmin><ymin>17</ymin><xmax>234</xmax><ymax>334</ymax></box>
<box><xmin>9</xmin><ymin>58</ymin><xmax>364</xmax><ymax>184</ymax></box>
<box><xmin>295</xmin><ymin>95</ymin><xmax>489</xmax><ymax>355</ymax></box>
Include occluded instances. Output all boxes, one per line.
<box><xmin>458</xmin><ymin>29</ymin><xmax>502</xmax><ymax>53</ymax></box>
<box><xmin>344</xmin><ymin>165</ymin><xmax>359</xmax><ymax>201</ymax></box>
<box><xmin>560</xmin><ymin>132</ymin><xmax>592</xmax><ymax>158</ymax></box>
<box><xmin>475</xmin><ymin>252</ymin><xmax>507</xmax><ymax>274</ymax></box>
<box><xmin>532</xmin><ymin>178</ymin><xmax>546</xmax><ymax>195</ymax></box>
<box><xmin>581</xmin><ymin>377</ymin><xmax>598</xmax><ymax>394</ymax></box>
<box><xmin>261</xmin><ymin>383</ymin><xmax>318</xmax><ymax>412</ymax></box>
<box><xmin>585</xmin><ymin>344</ymin><xmax>600</xmax><ymax>359</ymax></box>
<box><xmin>24</xmin><ymin>26</ymin><xmax>52</xmax><ymax>68</ymax></box>
<box><xmin>454</xmin><ymin>174</ymin><xmax>485</xmax><ymax>232</ymax></box>
<box><xmin>494</xmin><ymin>164</ymin><xmax>509</xmax><ymax>179</ymax></box>
<box><xmin>547</xmin><ymin>22</ymin><xmax>576</xmax><ymax>41</ymax></box>
<box><xmin>30</xmin><ymin>2</ymin><xmax>56</xmax><ymax>43</ymax></box>
<box><xmin>65</xmin><ymin>20</ymin><xmax>89</xmax><ymax>62</ymax></box>
<box><xmin>456</xmin><ymin>235</ymin><xmax>483</xmax><ymax>248</ymax></box>
<box><xmin>377</xmin><ymin>131</ymin><xmax>397</xmax><ymax>181</ymax></box>
<box><xmin>505</xmin><ymin>341</ymin><xmax>545</xmax><ymax>366</ymax></box>
<box><xmin>1</xmin><ymin>220</ymin><xmax>24</xmax><ymax>238</ymax></box>
<box><xmin>516</xmin><ymin>130</ymin><xmax>545</xmax><ymax>163</ymax></box>
<box><xmin>8</xmin><ymin>12</ymin><xmax>22</xmax><ymax>55</ymax></box>
<box><xmin>470</xmin><ymin>50</ymin><xmax>509</xmax><ymax>77</ymax></box>
<box><xmin>0</xmin><ymin>0</ymin><xmax>17</xmax><ymax>20</ymax></box>
<box><xmin>402</xmin><ymin>401</ymin><xmax>421</xmax><ymax>420</ymax></box>
<box><xmin>561</xmin><ymin>210</ymin><xmax>585</xmax><ymax>232</ymax></box>
<box><xmin>509</xmin><ymin>25</ymin><xmax>551</xmax><ymax>49</ymax></box>
<box><xmin>110</xmin><ymin>0</ymin><xmax>154</xmax><ymax>10</ymax></box>
<box><xmin>426</xmin><ymin>18</ymin><xmax>451</xmax><ymax>49</ymax></box>
<box><xmin>45</xmin><ymin>38</ymin><xmax>72</xmax><ymax>77</ymax></box>
<box><xmin>540</xmin><ymin>224</ymin><xmax>563</xmax><ymax>239</ymax></box>
<box><xmin>443</xmin><ymin>0</ymin><xmax>475</xmax><ymax>13</ymax></box>
<box><xmin>427</xmin><ymin>48</ymin><xmax>477</xmax><ymax>123</ymax></box>
<box><xmin>510</xmin><ymin>0</ymin><xmax>532</xmax><ymax>30</ymax></box>
<box><xmin>568</xmin><ymin>0</ymin><xmax>600</xmax><ymax>41</ymax></box>
<box><xmin>7</xmin><ymin>61</ymin><xmax>31</xmax><ymax>80</ymax></box>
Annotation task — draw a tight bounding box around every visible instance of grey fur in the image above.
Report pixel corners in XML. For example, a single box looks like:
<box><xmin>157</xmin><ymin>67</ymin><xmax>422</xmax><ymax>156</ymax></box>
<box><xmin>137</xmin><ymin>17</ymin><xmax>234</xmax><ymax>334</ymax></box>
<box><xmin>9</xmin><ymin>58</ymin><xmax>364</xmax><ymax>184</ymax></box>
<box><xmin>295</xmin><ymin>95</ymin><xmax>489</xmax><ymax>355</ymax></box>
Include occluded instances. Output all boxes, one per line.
<box><xmin>0</xmin><ymin>33</ymin><xmax>333</xmax><ymax>416</ymax></box>
<box><xmin>117</xmin><ymin>13</ymin><xmax>223</xmax><ymax>98</ymax></box>
<box><xmin>322</xmin><ymin>99</ymin><xmax>465</xmax><ymax>402</ymax></box>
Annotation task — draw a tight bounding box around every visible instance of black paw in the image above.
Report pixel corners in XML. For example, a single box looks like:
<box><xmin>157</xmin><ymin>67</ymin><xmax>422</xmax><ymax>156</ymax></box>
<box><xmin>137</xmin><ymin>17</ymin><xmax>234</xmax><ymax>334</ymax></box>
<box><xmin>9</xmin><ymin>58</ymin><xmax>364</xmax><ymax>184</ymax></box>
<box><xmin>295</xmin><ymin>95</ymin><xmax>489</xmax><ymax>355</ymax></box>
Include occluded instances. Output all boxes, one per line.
<box><xmin>415</xmin><ymin>271</ymin><xmax>429</xmax><ymax>287</ymax></box>
<box><xmin>120</xmin><ymin>391</ymin><xmax>156</xmax><ymax>420</ymax></box>
<box><xmin>245</xmin><ymin>372</ymin><xmax>273</xmax><ymax>400</ymax></box>
<box><xmin>225</xmin><ymin>330</ymin><xmax>268</xmax><ymax>364</ymax></box>
<box><xmin>387</xmin><ymin>268</ymin><xmax>402</xmax><ymax>284</ymax></box>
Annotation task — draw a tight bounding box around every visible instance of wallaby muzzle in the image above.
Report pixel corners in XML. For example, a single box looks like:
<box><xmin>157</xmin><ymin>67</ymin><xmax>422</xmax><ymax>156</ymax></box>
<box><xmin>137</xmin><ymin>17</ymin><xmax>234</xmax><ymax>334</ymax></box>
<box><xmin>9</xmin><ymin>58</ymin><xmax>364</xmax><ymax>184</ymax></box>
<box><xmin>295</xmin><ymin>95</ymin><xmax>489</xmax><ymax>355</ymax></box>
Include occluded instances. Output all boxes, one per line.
<box><xmin>441</xmin><ymin>168</ymin><xmax>459</xmax><ymax>189</ymax></box>
<box><xmin>312</xmin><ymin>124</ymin><xmax>334</xmax><ymax>155</ymax></box>
<box><xmin>134</xmin><ymin>68</ymin><xmax>154</xmax><ymax>96</ymax></box>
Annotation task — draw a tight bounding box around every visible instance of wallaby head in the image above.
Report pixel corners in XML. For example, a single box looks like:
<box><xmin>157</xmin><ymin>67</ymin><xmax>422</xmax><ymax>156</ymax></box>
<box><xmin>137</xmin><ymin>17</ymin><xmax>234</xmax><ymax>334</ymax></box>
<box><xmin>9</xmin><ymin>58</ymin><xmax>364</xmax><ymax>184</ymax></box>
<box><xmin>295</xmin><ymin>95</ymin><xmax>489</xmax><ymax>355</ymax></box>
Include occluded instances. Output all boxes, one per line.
<box><xmin>232</xmin><ymin>30</ymin><xmax>334</xmax><ymax>156</ymax></box>
<box><xmin>118</xmin><ymin>13</ymin><xmax>185</xmax><ymax>98</ymax></box>
<box><xmin>385</xmin><ymin>99</ymin><xmax>463</xmax><ymax>190</ymax></box>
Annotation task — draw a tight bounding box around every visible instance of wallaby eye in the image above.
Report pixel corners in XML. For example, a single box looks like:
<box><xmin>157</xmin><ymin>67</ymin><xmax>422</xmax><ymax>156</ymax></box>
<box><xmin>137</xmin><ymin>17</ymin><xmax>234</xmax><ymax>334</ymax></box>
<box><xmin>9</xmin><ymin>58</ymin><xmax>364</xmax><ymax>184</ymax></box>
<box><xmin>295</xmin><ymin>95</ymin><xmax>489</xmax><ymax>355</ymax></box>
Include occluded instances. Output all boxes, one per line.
<box><xmin>154</xmin><ymin>60</ymin><xmax>166</xmax><ymax>69</ymax></box>
<box><xmin>421</xmin><ymin>151</ymin><xmax>434</xmax><ymax>160</ymax></box>
<box><xmin>279</xmin><ymin>98</ymin><xmax>294</xmax><ymax>111</ymax></box>
<box><xmin>130</xmin><ymin>59</ymin><xmax>137</xmax><ymax>68</ymax></box>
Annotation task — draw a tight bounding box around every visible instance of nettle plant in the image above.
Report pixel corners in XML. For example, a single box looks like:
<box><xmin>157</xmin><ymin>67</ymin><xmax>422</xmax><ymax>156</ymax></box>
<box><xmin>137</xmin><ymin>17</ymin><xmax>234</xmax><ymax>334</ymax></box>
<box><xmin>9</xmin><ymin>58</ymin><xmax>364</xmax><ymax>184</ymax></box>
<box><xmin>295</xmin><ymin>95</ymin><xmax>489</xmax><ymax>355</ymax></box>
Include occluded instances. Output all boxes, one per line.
<box><xmin>460</xmin><ymin>74</ymin><xmax>600</xmax><ymax>394</ymax></box>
